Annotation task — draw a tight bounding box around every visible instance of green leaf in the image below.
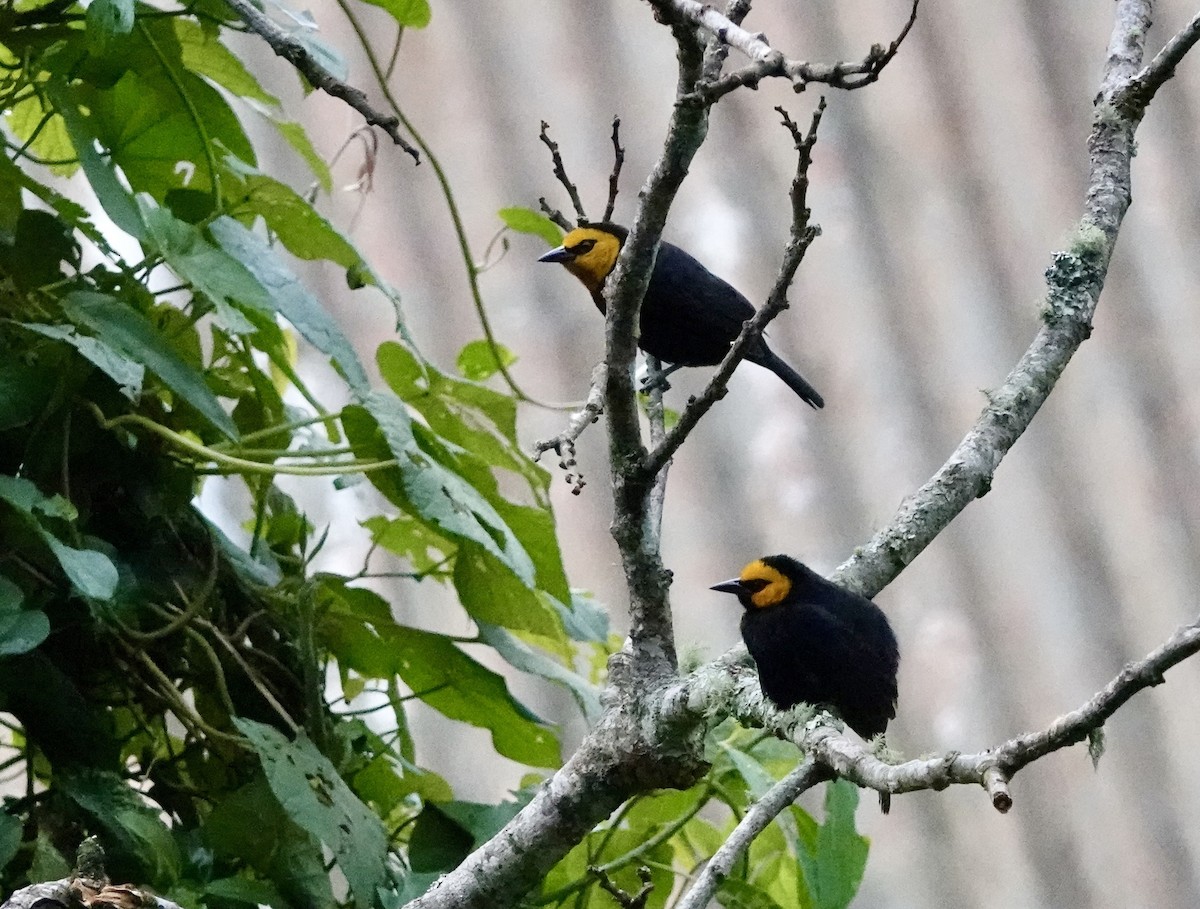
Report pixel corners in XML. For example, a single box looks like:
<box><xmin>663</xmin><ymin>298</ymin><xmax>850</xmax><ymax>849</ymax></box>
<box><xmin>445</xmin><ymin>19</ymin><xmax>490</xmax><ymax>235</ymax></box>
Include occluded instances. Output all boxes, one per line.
<box><xmin>271</xmin><ymin>119</ymin><xmax>334</xmax><ymax>192</ymax></box>
<box><xmin>204</xmin><ymin>875</ymin><xmax>289</xmax><ymax>908</ymax></box>
<box><xmin>0</xmin><ymin>476</ymin><xmax>119</xmax><ymax>601</ymax></box>
<box><xmin>235</xmin><ymin>719</ymin><xmax>389</xmax><ymax>909</ymax></box>
<box><xmin>476</xmin><ymin>622</ymin><xmax>601</xmax><ymax>721</ymax></box>
<box><xmin>208</xmin><ymin>216</ymin><xmax>370</xmax><ymax>392</ymax></box>
<box><xmin>0</xmin><ymin>810</ymin><xmax>22</xmax><ymax>873</ymax></box>
<box><xmin>456</xmin><ymin>339</ymin><xmax>517</xmax><ymax>381</ymax></box>
<box><xmin>408</xmin><ymin>804</ymin><xmax>473</xmax><ymax>873</ymax></box>
<box><xmin>321</xmin><ymin>583</ymin><xmax>560</xmax><ymax>767</ymax></box>
<box><xmin>347</xmin><ymin>396</ymin><xmax>536</xmax><ymax>585</ymax></box>
<box><xmin>0</xmin><ymin>576</ymin><xmax>50</xmax><ymax>656</ymax></box>
<box><xmin>499</xmin><ymin>207</ymin><xmax>563</xmax><ymax>247</ymax></box>
<box><xmin>31</xmin><ymin>833</ymin><xmax>71</xmax><ymax>882</ymax></box>
<box><xmin>358</xmin><ymin>0</ymin><xmax>431</xmax><ymax>27</ymax></box>
<box><xmin>718</xmin><ymin>878</ymin><xmax>788</xmax><ymax>909</ymax></box>
<box><xmin>60</xmin><ymin>768</ymin><xmax>181</xmax><ymax>886</ymax></box>
<box><xmin>175</xmin><ymin>18</ymin><xmax>279</xmax><ymax>105</ymax></box>
<box><xmin>803</xmin><ymin>781</ymin><xmax>868</xmax><ymax>909</ymax></box>
<box><xmin>62</xmin><ymin>291</ymin><xmax>238</xmax><ymax>439</ymax></box>
<box><xmin>231</xmin><ymin>173</ymin><xmax>364</xmax><ymax>269</ymax></box>
<box><xmin>41</xmin><ymin>535</ymin><xmax>120</xmax><ymax>601</ymax></box>
<box><xmin>86</xmin><ymin>0</ymin><xmax>135</xmax><ymax>46</ymax></box>
<box><xmin>453</xmin><ymin>541</ymin><xmax>561</xmax><ymax>637</ymax></box>
<box><xmin>44</xmin><ymin>79</ymin><xmax>146</xmax><ymax>239</ymax></box>
<box><xmin>20</xmin><ymin>323</ymin><xmax>145</xmax><ymax>400</ymax></box>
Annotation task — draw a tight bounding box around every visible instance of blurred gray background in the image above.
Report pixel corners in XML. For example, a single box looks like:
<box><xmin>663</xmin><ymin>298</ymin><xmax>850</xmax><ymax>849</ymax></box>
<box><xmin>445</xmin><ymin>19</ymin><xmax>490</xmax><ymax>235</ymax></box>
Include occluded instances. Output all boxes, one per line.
<box><xmin>234</xmin><ymin>1</ymin><xmax>1200</xmax><ymax>906</ymax></box>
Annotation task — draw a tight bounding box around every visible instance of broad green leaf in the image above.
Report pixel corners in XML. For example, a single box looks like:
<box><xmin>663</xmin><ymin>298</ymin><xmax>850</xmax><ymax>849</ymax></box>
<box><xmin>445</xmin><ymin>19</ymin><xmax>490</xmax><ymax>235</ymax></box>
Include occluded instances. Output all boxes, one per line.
<box><xmin>230</xmin><ymin>173</ymin><xmax>364</xmax><ymax>269</ymax></box>
<box><xmin>477</xmin><ymin>622</ymin><xmax>600</xmax><ymax>721</ymax></box>
<box><xmin>272</xmin><ymin>119</ymin><xmax>333</xmax><ymax>192</ymax></box>
<box><xmin>0</xmin><ymin>356</ymin><xmax>60</xmax><ymax>431</ymax></box>
<box><xmin>44</xmin><ymin>79</ymin><xmax>146</xmax><ymax>239</ymax></box>
<box><xmin>41</xmin><ymin>535</ymin><xmax>120</xmax><ymax>601</ymax></box>
<box><xmin>205</xmin><ymin>777</ymin><xmax>335</xmax><ymax>908</ymax></box>
<box><xmin>456</xmin><ymin>339</ymin><xmax>517</xmax><ymax>381</ymax></box>
<box><xmin>175</xmin><ymin>18</ymin><xmax>279</xmax><ymax>105</ymax></box>
<box><xmin>358</xmin><ymin>0</ymin><xmax>430</xmax><ymax>27</ymax></box>
<box><xmin>719</xmin><ymin>877</ymin><xmax>788</xmax><ymax>909</ymax></box>
<box><xmin>0</xmin><ymin>576</ymin><xmax>50</xmax><ymax>656</ymax></box>
<box><xmin>60</xmin><ymin>768</ymin><xmax>181</xmax><ymax>886</ymax></box>
<box><xmin>204</xmin><ymin>875</ymin><xmax>289</xmax><ymax>908</ymax></box>
<box><xmin>499</xmin><ymin>207</ymin><xmax>563</xmax><ymax>247</ymax></box>
<box><xmin>208</xmin><ymin>216</ymin><xmax>370</xmax><ymax>392</ymax></box>
<box><xmin>30</xmin><ymin>833</ymin><xmax>71</xmax><ymax>882</ymax></box>
<box><xmin>408</xmin><ymin>804</ymin><xmax>473</xmax><ymax>873</ymax></box>
<box><xmin>810</xmin><ymin>781</ymin><xmax>868</xmax><ymax>909</ymax></box>
<box><xmin>347</xmin><ymin>396</ymin><xmax>536</xmax><ymax>586</ymax></box>
<box><xmin>321</xmin><ymin>583</ymin><xmax>560</xmax><ymax>767</ymax></box>
<box><xmin>235</xmin><ymin>719</ymin><xmax>389</xmax><ymax>909</ymax></box>
<box><xmin>453</xmin><ymin>542</ymin><xmax>561</xmax><ymax>637</ymax></box>
<box><xmin>0</xmin><ymin>811</ymin><xmax>20</xmax><ymax>873</ymax></box>
<box><xmin>63</xmin><ymin>291</ymin><xmax>237</xmax><ymax>439</ymax></box>
<box><xmin>3</xmin><ymin>95</ymin><xmax>76</xmax><ymax>177</ymax></box>
<box><xmin>21</xmin><ymin>323</ymin><xmax>145</xmax><ymax>400</ymax></box>
<box><xmin>86</xmin><ymin>0</ymin><xmax>135</xmax><ymax>46</ymax></box>
<box><xmin>0</xmin><ymin>476</ymin><xmax>119</xmax><ymax>601</ymax></box>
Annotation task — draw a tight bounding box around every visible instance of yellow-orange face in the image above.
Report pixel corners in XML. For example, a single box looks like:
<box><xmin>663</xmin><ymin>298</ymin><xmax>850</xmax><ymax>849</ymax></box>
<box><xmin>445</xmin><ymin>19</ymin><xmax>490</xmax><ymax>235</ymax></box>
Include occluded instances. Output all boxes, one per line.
<box><xmin>711</xmin><ymin>559</ymin><xmax>793</xmax><ymax>609</ymax></box>
<box><xmin>537</xmin><ymin>226</ymin><xmax>623</xmax><ymax>294</ymax></box>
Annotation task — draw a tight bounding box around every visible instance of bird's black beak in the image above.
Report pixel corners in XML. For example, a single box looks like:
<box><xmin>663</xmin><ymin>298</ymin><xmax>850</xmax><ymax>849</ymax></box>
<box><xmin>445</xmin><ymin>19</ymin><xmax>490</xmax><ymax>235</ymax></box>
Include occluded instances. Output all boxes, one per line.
<box><xmin>538</xmin><ymin>245</ymin><xmax>573</xmax><ymax>264</ymax></box>
<box><xmin>710</xmin><ymin>578</ymin><xmax>746</xmax><ymax>595</ymax></box>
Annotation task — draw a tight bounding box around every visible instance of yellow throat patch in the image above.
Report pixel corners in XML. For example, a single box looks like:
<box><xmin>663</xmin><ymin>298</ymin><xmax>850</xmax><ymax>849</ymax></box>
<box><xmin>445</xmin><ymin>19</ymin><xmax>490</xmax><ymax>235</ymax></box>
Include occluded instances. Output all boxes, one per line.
<box><xmin>558</xmin><ymin>227</ymin><xmax>622</xmax><ymax>294</ymax></box>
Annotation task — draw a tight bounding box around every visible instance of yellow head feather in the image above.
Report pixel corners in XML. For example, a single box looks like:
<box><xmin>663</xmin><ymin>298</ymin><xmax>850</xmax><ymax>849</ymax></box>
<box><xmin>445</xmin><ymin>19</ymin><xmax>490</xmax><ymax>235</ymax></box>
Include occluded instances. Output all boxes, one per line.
<box><xmin>740</xmin><ymin>559</ymin><xmax>793</xmax><ymax>609</ymax></box>
<box><xmin>552</xmin><ymin>226</ymin><xmax>623</xmax><ymax>294</ymax></box>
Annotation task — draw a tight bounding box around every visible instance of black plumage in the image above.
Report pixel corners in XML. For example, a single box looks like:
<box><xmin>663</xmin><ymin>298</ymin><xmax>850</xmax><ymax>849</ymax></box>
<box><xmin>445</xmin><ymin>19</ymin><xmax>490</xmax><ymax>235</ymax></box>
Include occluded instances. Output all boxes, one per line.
<box><xmin>539</xmin><ymin>223</ymin><xmax>823</xmax><ymax>409</ymax></box>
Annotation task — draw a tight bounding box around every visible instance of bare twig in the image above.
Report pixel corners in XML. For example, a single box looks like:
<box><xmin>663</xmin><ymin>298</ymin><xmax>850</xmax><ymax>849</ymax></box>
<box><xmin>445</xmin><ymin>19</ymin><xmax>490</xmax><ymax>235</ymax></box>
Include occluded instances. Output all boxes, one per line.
<box><xmin>539</xmin><ymin>121</ymin><xmax>589</xmax><ymax>224</ymax></box>
<box><xmin>220</xmin><ymin>0</ymin><xmax>418</xmax><ymax>162</ymax></box>
<box><xmin>1117</xmin><ymin>9</ymin><xmax>1200</xmax><ymax>116</ymax></box>
<box><xmin>539</xmin><ymin>197</ymin><xmax>574</xmax><ymax>232</ymax></box>
<box><xmin>533</xmin><ymin>363</ymin><xmax>607</xmax><ymax>494</ymax></box>
<box><xmin>603</xmin><ymin>117</ymin><xmax>625</xmax><ymax>222</ymax></box>
<box><xmin>664</xmin><ymin>0</ymin><xmax>920</xmax><ymax>104</ymax></box>
<box><xmin>674</xmin><ymin>758</ymin><xmax>833</xmax><ymax>909</ymax></box>
<box><xmin>643</xmin><ymin>99</ymin><xmax>825</xmax><ymax>478</ymax></box>
<box><xmin>592</xmin><ymin>866</ymin><xmax>654</xmax><ymax>909</ymax></box>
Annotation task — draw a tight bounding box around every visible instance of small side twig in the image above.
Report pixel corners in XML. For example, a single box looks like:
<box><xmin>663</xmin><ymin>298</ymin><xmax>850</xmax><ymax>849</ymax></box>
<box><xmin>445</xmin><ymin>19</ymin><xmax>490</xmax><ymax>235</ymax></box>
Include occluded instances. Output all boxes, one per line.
<box><xmin>674</xmin><ymin>758</ymin><xmax>833</xmax><ymax>909</ymax></box>
<box><xmin>642</xmin><ymin>99</ymin><xmax>825</xmax><ymax>478</ymax></box>
<box><xmin>670</xmin><ymin>0</ymin><xmax>919</xmax><ymax>105</ymax></box>
<box><xmin>539</xmin><ymin>197</ymin><xmax>574</xmax><ymax>232</ymax></box>
<box><xmin>539</xmin><ymin>121</ymin><xmax>589</xmax><ymax>224</ymax></box>
<box><xmin>533</xmin><ymin>363</ymin><xmax>607</xmax><ymax>494</ymax></box>
<box><xmin>221</xmin><ymin>0</ymin><xmax>419</xmax><ymax>163</ymax></box>
<box><xmin>602</xmin><ymin>117</ymin><xmax>625</xmax><ymax>222</ymax></box>
<box><xmin>1116</xmin><ymin>9</ymin><xmax>1200</xmax><ymax>117</ymax></box>
<box><xmin>592</xmin><ymin>865</ymin><xmax>654</xmax><ymax>909</ymax></box>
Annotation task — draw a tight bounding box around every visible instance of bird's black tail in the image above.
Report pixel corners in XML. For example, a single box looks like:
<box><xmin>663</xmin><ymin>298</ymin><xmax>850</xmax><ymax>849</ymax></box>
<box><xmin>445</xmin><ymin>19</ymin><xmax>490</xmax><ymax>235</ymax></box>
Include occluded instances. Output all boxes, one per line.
<box><xmin>757</xmin><ymin>349</ymin><xmax>825</xmax><ymax>410</ymax></box>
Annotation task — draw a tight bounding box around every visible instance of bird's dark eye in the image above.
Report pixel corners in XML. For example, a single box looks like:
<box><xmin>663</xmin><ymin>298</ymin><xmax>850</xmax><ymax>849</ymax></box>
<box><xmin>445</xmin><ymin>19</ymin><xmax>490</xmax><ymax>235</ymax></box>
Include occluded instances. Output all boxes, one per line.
<box><xmin>742</xmin><ymin>578</ymin><xmax>769</xmax><ymax>593</ymax></box>
<box><xmin>573</xmin><ymin>239</ymin><xmax>596</xmax><ymax>254</ymax></box>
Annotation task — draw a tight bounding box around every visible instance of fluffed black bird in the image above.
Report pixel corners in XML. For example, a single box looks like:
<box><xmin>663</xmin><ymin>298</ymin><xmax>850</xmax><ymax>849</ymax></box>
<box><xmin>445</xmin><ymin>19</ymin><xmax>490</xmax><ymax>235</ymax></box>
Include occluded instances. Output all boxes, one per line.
<box><xmin>712</xmin><ymin>554</ymin><xmax>899</xmax><ymax>810</ymax></box>
<box><xmin>538</xmin><ymin>223</ymin><xmax>824</xmax><ymax>409</ymax></box>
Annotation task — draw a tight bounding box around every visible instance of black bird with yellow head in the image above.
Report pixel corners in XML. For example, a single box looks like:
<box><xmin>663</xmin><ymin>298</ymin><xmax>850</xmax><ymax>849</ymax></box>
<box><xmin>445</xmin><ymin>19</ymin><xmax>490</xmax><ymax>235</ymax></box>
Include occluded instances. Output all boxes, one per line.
<box><xmin>712</xmin><ymin>554</ymin><xmax>899</xmax><ymax>808</ymax></box>
<box><xmin>539</xmin><ymin>223</ymin><xmax>824</xmax><ymax>409</ymax></box>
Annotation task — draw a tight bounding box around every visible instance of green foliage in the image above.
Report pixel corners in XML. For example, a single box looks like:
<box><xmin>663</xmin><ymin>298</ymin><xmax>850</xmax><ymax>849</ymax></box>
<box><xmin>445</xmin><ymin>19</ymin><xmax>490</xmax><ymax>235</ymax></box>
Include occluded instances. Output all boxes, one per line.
<box><xmin>0</xmin><ymin>1</ymin><xmax>873</xmax><ymax>906</ymax></box>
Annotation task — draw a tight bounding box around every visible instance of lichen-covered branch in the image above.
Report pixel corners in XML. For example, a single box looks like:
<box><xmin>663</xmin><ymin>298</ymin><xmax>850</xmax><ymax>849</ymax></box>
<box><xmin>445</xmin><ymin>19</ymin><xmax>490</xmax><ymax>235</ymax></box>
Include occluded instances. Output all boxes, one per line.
<box><xmin>830</xmin><ymin>0</ymin><xmax>1157</xmax><ymax>598</ymax></box>
<box><xmin>220</xmin><ymin>0</ymin><xmax>419</xmax><ymax>162</ymax></box>
<box><xmin>671</xmin><ymin>612</ymin><xmax>1200</xmax><ymax>811</ymax></box>
<box><xmin>533</xmin><ymin>363</ymin><xmax>607</xmax><ymax>494</ymax></box>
